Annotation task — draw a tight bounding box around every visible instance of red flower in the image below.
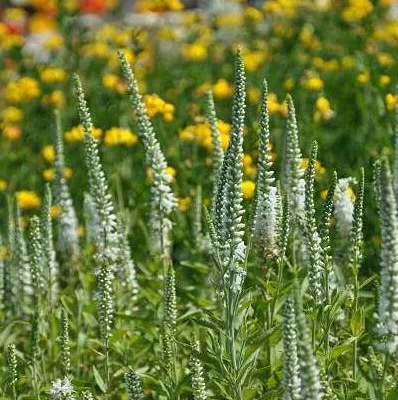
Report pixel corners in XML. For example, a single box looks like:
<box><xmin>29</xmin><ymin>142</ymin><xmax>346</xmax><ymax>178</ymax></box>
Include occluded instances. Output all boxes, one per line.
<box><xmin>79</xmin><ymin>0</ymin><xmax>107</xmax><ymax>15</ymax></box>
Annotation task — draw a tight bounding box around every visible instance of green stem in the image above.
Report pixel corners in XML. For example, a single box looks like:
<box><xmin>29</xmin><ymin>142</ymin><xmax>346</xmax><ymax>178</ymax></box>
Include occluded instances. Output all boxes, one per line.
<box><xmin>104</xmin><ymin>337</ymin><xmax>110</xmax><ymax>394</ymax></box>
<box><xmin>352</xmin><ymin>269</ymin><xmax>359</xmax><ymax>380</ymax></box>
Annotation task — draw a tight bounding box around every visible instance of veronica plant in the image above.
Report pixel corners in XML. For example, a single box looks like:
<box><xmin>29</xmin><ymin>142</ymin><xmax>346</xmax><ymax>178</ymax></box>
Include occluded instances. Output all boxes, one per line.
<box><xmin>119</xmin><ymin>51</ymin><xmax>176</xmax><ymax>263</ymax></box>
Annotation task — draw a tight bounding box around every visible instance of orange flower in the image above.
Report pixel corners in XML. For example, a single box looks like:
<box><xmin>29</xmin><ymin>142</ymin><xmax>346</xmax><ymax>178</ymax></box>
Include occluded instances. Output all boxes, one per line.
<box><xmin>80</xmin><ymin>0</ymin><xmax>107</xmax><ymax>14</ymax></box>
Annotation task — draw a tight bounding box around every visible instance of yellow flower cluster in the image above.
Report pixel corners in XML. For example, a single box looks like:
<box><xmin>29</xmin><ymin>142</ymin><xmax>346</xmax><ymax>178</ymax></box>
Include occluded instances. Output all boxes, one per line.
<box><xmin>43</xmin><ymin>168</ymin><xmax>73</xmax><ymax>182</ymax></box>
<box><xmin>386</xmin><ymin>93</ymin><xmax>398</xmax><ymax>112</ymax></box>
<box><xmin>42</xmin><ymin>145</ymin><xmax>55</xmax><ymax>162</ymax></box>
<box><xmin>103</xmin><ymin>127</ymin><xmax>138</xmax><ymax>146</ymax></box>
<box><xmin>213</xmin><ymin>79</ymin><xmax>233</xmax><ymax>99</ymax></box>
<box><xmin>263</xmin><ymin>0</ymin><xmax>299</xmax><ymax>18</ymax></box>
<box><xmin>3</xmin><ymin>77</ymin><xmax>41</xmax><ymax>103</ymax></box>
<box><xmin>42</xmin><ymin>90</ymin><xmax>65</xmax><ymax>108</ymax></box>
<box><xmin>300</xmin><ymin>158</ymin><xmax>326</xmax><ymax>175</ymax></box>
<box><xmin>40</xmin><ymin>67</ymin><xmax>67</xmax><ymax>83</ymax></box>
<box><xmin>182</xmin><ymin>43</ymin><xmax>208</xmax><ymax>62</ymax></box>
<box><xmin>314</xmin><ymin>96</ymin><xmax>334</xmax><ymax>122</ymax></box>
<box><xmin>144</xmin><ymin>94</ymin><xmax>175</xmax><ymax>121</ymax></box>
<box><xmin>242</xmin><ymin>180</ymin><xmax>256</xmax><ymax>199</ymax></box>
<box><xmin>136</xmin><ymin>0</ymin><xmax>183</xmax><ymax>12</ymax></box>
<box><xmin>178</xmin><ymin>196</ymin><xmax>192</xmax><ymax>212</ymax></box>
<box><xmin>146</xmin><ymin>166</ymin><xmax>176</xmax><ymax>183</ymax></box>
<box><xmin>244</xmin><ymin>49</ymin><xmax>267</xmax><ymax>72</ymax></box>
<box><xmin>301</xmin><ymin>73</ymin><xmax>324</xmax><ymax>91</ymax></box>
<box><xmin>179</xmin><ymin>119</ymin><xmax>231</xmax><ymax>151</ymax></box>
<box><xmin>341</xmin><ymin>0</ymin><xmax>373</xmax><ymax>23</ymax></box>
<box><xmin>64</xmin><ymin>125</ymin><xmax>102</xmax><ymax>142</ymax></box>
<box><xmin>243</xmin><ymin>154</ymin><xmax>257</xmax><ymax>177</ymax></box>
<box><xmin>0</xmin><ymin>22</ymin><xmax>24</xmax><ymax>49</ymax></box>
<box><xmin>268</xmin><ymin>93</ymin><xmax>288</xmax><ymax>116</ymax></box>
<box><xmin>357</xmin><ymin>70</ymin><xmax>370</xmax><ymax>85</ymax></box>
<box><xmin>1</xmin><ymin>107</ymin><xmax>23</xmax><ymax>124</ymax></box>
<box><xmin>17</xmin><ymin>191</ymin><xmax>41</xmax><ymax>209</ymax></box>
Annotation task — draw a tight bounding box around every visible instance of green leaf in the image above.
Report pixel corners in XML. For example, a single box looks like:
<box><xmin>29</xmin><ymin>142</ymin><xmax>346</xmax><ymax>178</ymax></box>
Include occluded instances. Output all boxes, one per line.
<box><xmin>350</xmin><ymin>307</ymin><xmax>364</xmax><ymax>337</ymax></box>
<box><xmin>93</xmin><ymin>365</ymin><xmax>107</xmax><ymax>393</ymax></box>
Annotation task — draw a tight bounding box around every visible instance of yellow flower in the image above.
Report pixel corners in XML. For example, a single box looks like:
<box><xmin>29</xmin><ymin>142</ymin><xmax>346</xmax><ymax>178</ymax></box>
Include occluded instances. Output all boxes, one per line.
<box><xmin>1</xmin><ymin>107</ymin><xmax>23</xmax><ymax>124</ymax></box>
<box><xmin>242</xmin><ymin>180</ymin><xmax>255</xmax><ymax>199</ymax></box>
<box><xmin>4</xmin><ymin>77</ymin><xmax>41</xmax><ymax>103</ymax></box>
<box><xmin>300</xmin><ymin>158</ymin><xmax>326</xmax><ymax>175</ymax></box>
<box><xmin>386</xmin><ymin>93</ymin><xmax>398</xmax><ymax>111</ymax></box>
<box><xmin>165</xmin><ymin>166</ymin><xmax>176</xmax><ymax>183</ymax></box>
<box><xmin>301</xmin><ymin>74</ymin><xmax>324</xmax><ymax>91</ymax></box>
<box><xmin>40</xmin><ymin>67</ymin><xmax>67</xmax><ymax>83</ymax></box>
<box><xmin>17</xmin><ymin>191</ymin><xmax>41</xmax><ymax>209</ymax></box>
<box><xmin>244</xmin><ymin>50</ymin><xmax>266</xmax><ymax>72</ymax></box>
<box><xmin>244</xmin><ymin>6</ymin><xmax>263</xmax><ymax>21</ymax></box>
<box><xmin>248</xmin><ymin>87</ymin><xmax>261</xmax><ymax>104</ymax></box>
<box><xmin>182</xmin><ymin>43</ymin><xmax>207</xmax><ymax>62</ymax></box>
<box><xmin>42</xmin><ymin>145</ymin><xmax>55</xmax><ymax>162</ymax></box>
<box><xmin>314</xmin><ymin>96</ymin><xmax>334</xmax><ymax>122</ymax></box>
<box><xmin>43</xmin><ymin>168</ymin><xmax>73</xmax><ymax>181</ymax></box>
<box><xmin>64</xmin><ymin>125</ymin><xmax>102</xmax><ymax>142</ymax></box>
<box><xmin>178</xmin><ymin>196</ymin><xmax>192</xmax><ymax>212</ymax></box>
<box><xmin>2</xmin><ymin>125</ymin><xmax>21</xmax><ymax>141</ymax></box>
<box><xmin>102</xmin><ymin>74</ymin><xmax>119</xmax><ymax>90</ymax></box>
<box><xmin>28</xmin><ymin>13</ymin><xmax>57</xmax><ymax>33</ymax></box>
<box><xmin>341</xmin><ymin>0</ymin><xmax>373</xmax><ymax>22</ymax></box>
<box><xmin>213</xmin><ymin>79</ymin><xmax>233</xmax><ymax>99</ymax></box>
<box><xmin>104</xmin><ymin>127</ymin><xmax>138</xmax><ymax>146</ymax></box>
<box><xmin>379</xmin><ymin>75</ymin><xmax>391</xmax><ymax>87</ymax></box>
<box><xmin>144</xmin><ymin>94</ymin><xmax>175</xmax><ymax>121</ymax></box>
<box><xmin>377</xmin><ymin>52</ymin><xmax>395</xmax><ymax>67</ymax></box>
<box><xmin>0</xmin><ymin>179</ymin><xmax>7</xmax><ymax>191</ymax></box>
<box><xmin>283</xmin><ymin>77</ymin><xmax>295</xmax><ymax>91</ymax></box>
<box><xmin>44</xmin><ymin>34</ymin><xmax>64</xmax><ymax>50</ymax></box>
<box><xmin>321</xmin><ymin>190</ymin><xmax>328</xmax><ymax>200</ymax></box>
<box><xmin>42</xmin><ymin>90</ymin><xmax>65</xmax><ymax>108</ymax></box>
<box><xmin>357</xmin><ymin>71</ymin><xmax>370</xmax><ymax>85</ymax></box>
<box><xmin>179</xmin><ymin>119</ymin><xmax>231</xmax><ymax>151</ymax></box>
<box><xmin>50</xmin><ymin>205</ymin><xmax>60</xmax><ymax>218</ymax></box>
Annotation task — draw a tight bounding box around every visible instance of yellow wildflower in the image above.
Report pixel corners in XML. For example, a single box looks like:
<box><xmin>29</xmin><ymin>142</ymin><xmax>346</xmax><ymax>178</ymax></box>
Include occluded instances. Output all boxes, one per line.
<box><xmin>104</xmin><ymin>127</ymin><xmax>138</xmax><ymax>146</ymax></box>
<box><xmin>377</xmin><ymin>52</ymin><xmax>395</xmax><ymax>67</ymax></box>
<box><xmin>379</xmin><ymin>75</ymin><xmax>391</xmax><ymax>87</ymax></box>
<box><xmin>244</xmin><ymin>6</ymin><xmax>263</xmax><ymax>21</ymax></box>
<box><xmin>341</xmin><ymin>0</ymin><xmax>373</xmax><ymax>22</ymax></box>
<box><xmin>213</xmin><ymin>79</ymin><xmax>233</xmax><ymax>99</ymax></box>
<box><xmin>248</xmin><ymin>87</ymin><xmax>261</xmax><ymax>105</ymax></box>
<box><xmin>314</xmin><ymin>96</ymin><xmax>334</xmax><ymax>122</ymax></box>
<box><xmin>244</xmin><ymin>50</ymin><xmax>266</xmax><ymax>72</ymax></box>
<box><xmin>64</xmin><ymin>125</ymin><xmax>102</xmax><ymax>142</ymax></box>
<box><xmin>386</xmin><ymin>93</ymin><xmax>398</xmax><ymax>111</ymax></box>
<box><xmin>102</xmin><ymin>74</ymin><xmax>119</xmax><ymax>90</ymax></box>
<box><xmin>357</xmin><ymin>71</ymin><xmax>370</xmax><ymax>85</ymax></box>
<box><xmin>178</xmin><ymin>196</ymin><xmax>192</xmax><ymax>212</ymax></box>
<box><xmin>242</xmin><ymin>180</ymin><xmax>255</xmax><ymax>199</ymax></box>
<box><xmin>42</xmin><ymin>145</ymin><xmax>55</xmax><ymax>162</ymax></box>
<box><xmin>42</xmin><ymin>90</ymin><xmax>65</xmax><ymax>108</ymax></box>
<box><xmin>0</xmin><ymin>180</ymin><xmax>7</xmax><ymax>191</ymax></box>
<box><xmin>283</xmin><ymin>77</ymin><xmax>295</xmax><ymax>91</ymax></box>
<box><xmin>4</xmin><ymin>77</ymin><xmax>41</xmax><ymax>103</ymax></box>
<box><xmin>144</xmin><ymin>94</ymin><xmax>175</xmax><ymax>121</ymax></box>
<box><xmin>17</xmin><ymin>191</ymin><xmax>41</xmax><ymax>209</ymax></box>
<box><xmin>28</xmin><ymin>13</ymin><xmax>57</xmax><ymax>33</ymax></box>
<box><xmin>40</xmin><ymin>67</ymin><xmax>67</xmax><ymax>83</ymax></box>
<box><xmin>301</xmin><ymin>74</ymin><xmax>324</xmax><ymax>91</ymax></box>
<box><xmin>182</xmin><ymin>43</ymin><xmax>207</xmax><ymax>62</ymax></box>
<box><xmin>1</xmin><ymin>107</ymin><xmax>23</xmax><ymax>124</ymax></box>
<box><xmin>2</xmin><ymin>125</ymin><xmax>21</xmax><ymax>141</ymax></box>
<box><xmin>43</xmin><ymin>168</ymin><xmax>73</xmax><ymax>181</ymax></box>
<box><xmin>50</xmin><ymin>205</ymin><xmax>61</xmax><ymax>218</ymax></box>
